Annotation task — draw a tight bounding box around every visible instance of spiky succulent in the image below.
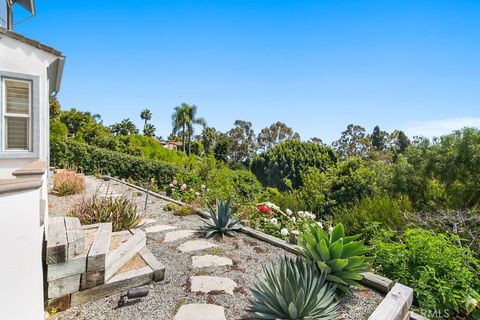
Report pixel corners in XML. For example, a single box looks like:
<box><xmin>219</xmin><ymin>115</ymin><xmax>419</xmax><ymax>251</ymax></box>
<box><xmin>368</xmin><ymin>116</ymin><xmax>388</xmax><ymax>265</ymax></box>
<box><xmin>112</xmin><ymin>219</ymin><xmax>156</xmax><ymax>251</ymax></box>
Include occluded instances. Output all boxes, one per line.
<box><xmin>248</xmin><ymin>257</ymin><xmax>338</xmax><ymax>320</ymax></box>
<box><xmin>204</xmin><ymin>198</ymin><xmax>242</xmax><ymax>238</ymax></box>
<box><xmin>297</xmin><ymin>223</ymin><xmax>373</xmax><ymax>293</ymax></box>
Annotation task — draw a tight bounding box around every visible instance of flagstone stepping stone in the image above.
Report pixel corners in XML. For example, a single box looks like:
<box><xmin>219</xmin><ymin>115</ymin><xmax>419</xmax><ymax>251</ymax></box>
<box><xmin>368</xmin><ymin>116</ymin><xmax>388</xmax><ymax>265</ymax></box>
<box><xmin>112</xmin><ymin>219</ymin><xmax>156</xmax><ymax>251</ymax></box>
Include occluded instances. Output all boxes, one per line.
<box><xmin>164</xmin><ymin>230</ymin><xmax>195</xmax><ymax>243</ymax></box>
<box><xmin>145</xmin><ymin>225</ymin><xmax>177</xmax><ymax>233</ymax></box>
<box><xmin>138</xmin><ymin>218</ymin><xmax>156</xmax><ymax>226</ymax></box>
<box><xmin>192</xmin><ymin>255</ymin><xmax>233</xmax><ymax>268</ymax></box>
<box><xmin>190</xmin><ymin>276</ymin><xmax>237</xmax><ymax>295</ymax></box>
<box><xmin>178</xmin><ymin>240</ymin><xmax>218</xmax><ymax>253</ymax></box>
<box><xmin>174</xmin><ymin>304</ymin><xmax>226</xmax><ymax>320</ymax></box>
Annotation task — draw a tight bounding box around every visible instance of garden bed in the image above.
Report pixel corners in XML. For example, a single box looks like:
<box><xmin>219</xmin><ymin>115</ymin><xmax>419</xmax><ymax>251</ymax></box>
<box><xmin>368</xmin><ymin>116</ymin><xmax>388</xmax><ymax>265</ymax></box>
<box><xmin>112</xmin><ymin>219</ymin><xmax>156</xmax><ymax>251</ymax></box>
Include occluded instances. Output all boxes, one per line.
<box><xmin>48</xmin><ymin>175</ymin><xmax>384</xmax><ymax>319</ymax></box>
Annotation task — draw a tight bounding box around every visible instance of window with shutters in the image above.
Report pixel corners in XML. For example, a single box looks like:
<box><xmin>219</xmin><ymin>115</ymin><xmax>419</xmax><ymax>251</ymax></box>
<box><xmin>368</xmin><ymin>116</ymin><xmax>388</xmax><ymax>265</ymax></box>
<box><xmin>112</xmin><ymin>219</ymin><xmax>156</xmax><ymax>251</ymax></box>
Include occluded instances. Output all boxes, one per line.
<box><xmin>2</xmin><ymin>79</ymin><xmax>31</xmax><ymax>151</ymax></box>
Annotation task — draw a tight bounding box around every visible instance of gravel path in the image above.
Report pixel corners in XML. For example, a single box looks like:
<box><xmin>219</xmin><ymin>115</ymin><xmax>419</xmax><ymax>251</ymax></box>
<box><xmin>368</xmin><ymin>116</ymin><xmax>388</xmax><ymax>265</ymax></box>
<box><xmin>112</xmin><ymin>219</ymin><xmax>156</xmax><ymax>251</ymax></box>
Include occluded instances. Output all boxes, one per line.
<box><xmin>49</xmin><ymin>176</ymin><xmax>383</xmax><ymax>320</ymax></box>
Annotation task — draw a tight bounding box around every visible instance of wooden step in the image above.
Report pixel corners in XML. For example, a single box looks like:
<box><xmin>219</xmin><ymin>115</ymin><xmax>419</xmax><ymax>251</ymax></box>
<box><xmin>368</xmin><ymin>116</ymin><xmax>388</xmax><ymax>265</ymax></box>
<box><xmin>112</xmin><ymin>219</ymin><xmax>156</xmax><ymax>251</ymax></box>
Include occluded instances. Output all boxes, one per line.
<box><xmin>46</xmin><ymin>217</ymin><xmax>68</xmax><ymax>264</ymax></box>
<box><xmin>105</xmin><ymin>229</ymin><xmax>146</xmax><ymax>281</ymax></box>
<box><xmin>86</xmin><ymin>223</ymin><xmax>112</xmax><ymax>272</ymax></box>
<box><xmin>65</xmin><ymin>217</ymin><xmax>85</xmax><ymax>260</ymax></box>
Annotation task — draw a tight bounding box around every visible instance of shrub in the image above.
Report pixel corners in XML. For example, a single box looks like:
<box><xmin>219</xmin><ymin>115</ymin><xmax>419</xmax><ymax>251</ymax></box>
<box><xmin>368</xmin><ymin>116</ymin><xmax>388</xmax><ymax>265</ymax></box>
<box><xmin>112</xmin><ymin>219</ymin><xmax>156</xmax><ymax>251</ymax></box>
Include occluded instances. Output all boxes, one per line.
<box><xmin>251</xmin><ymin>140</ymin><xmax>337</xmax><ymax>191</ymax></box>
<box><xmin>51</xmin><ymin>170</ymin><xmax>85</xmax><ymax>196</ymax></box>
<box><xmin>69</xmin><ymin>192</ymin><xmax>142</xmax><ymax>232</ymax></box>
<box><xmin>333</xmin><ymin>195</ymin><xmax>411</xmax><ymax>236</ymax></box>
<box><xmin>297</xmin><ymin>223</ymin><xmax>373</xmax><ymax>293</ymax></box>
<box><xmin>51</xmin><ymin>139</ymin><xmax>179</xmax><ymax>189</ymax></box>
<box><xmin>371</xmin><ymin>228</ymin><xmax>480</xmax><ymax>317</ymax></box>
<box><xmin>248</xmin><ymin>257</ymin><xmax>338</xmax><ymax>319</ymax></box>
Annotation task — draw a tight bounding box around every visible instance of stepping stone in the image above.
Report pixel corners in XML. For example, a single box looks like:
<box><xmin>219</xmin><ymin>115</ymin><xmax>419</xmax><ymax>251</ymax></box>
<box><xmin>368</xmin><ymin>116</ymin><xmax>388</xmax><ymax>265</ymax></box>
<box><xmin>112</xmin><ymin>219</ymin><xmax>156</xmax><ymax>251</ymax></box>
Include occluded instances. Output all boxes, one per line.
<box><xmin>164</xmin><ymin>230</ymin><xmax>195</xmax><ymax>243</ymax></box>
<box><xmin>192</xmin><ymin>255</ymin><xmax>233</xmax><ymax>268</ymax></box>
<box><xmin>145</xmin><ymin>225</ymin><xmax>177</xmax><ymax>233</ymax></box>
<box><xmin>178</xmin><ymin>240</ymin><xmax>217</xmax><ymax>253</ymax></box>
<box><xmin>174</xmin><ymin>304</ymin><xmax>226</xmax><ymax>320</ymax></box>
<box><xmin>138</xmin><ymin>218</ymin><xmax>156</xmax><ymax>226</ymax></box>
<box><xmin>190</xmin><ymin>276</ymin><xmax>237</xmax><ymax>295</ymax></box>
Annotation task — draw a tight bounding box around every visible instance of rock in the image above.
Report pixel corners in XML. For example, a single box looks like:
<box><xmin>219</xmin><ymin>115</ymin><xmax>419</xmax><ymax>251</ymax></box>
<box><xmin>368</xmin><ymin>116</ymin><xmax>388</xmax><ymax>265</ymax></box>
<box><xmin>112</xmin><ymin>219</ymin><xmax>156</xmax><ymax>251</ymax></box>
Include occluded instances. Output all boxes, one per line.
<box><xmin>178</xmin><ymin>240</ymin><xmax>218</xmax><ymax>253</ymax></box>
<box><xmin>145</xmin><ymin>225</ymin><xmax>177</xmax><ymax>233</ymax></box>
<box><xmin>190</xmin><ymin>276</ymin><xmax>237</xmax><ymax>295</ymax></box>
<box><xmin>164</xmin><ymin>230</ymin><xmax>195</xmax><ymax>242</ymax></box>
<box><xmin>138</xmin><ymin>218</ymin><xmax>156</xmax><ymax>226</ymax></box>
<box><xmin>174</xmin><ymin>304</ymin><xmax>226</xmax><ymax>320</ymax></box>
<box><xmin>192</xmin><ymin>255</ymin><xmax>233</xmax><ymax>268</ymax></box>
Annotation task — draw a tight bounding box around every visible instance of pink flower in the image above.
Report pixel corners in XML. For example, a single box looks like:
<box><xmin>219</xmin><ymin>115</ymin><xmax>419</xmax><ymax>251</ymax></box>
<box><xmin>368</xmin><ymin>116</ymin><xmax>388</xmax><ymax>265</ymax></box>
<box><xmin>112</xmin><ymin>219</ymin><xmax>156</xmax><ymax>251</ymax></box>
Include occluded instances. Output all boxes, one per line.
<box><xmin>257</xmin><ymin>205</ymin><xmax>273</xmax><ymax>216</ymax></box>
<box><xmin>189</xmin><ymin>188</ymin><xmax>194</xmax><ymax>192</ymax></box>
<box><xmin>180</xmin><ymin>183</ymin><xmax>187</xmax><ymax>191</ymax></box>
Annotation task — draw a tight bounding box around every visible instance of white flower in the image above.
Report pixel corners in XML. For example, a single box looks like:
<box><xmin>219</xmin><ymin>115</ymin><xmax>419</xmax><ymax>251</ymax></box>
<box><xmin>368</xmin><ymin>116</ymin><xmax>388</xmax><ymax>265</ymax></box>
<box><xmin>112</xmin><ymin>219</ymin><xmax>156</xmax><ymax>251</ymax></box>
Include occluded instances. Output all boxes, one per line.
<box><xmin>195</xmin><ymin>192</ymin><xmax>201</xmax><ymax>197</ymax></box>
<box><xmin>291</xmin><ymin>230</ymin><xmax>300</xmax><ymax>235</ymax></box>
<box><xmin>328</xmin><ymin>226</ymin><xmax>334</xmax><ymax>232</ymax></box>
<box><xmin>297</xmin><ymin>211</ymin><xmax>304</xmax><ymax>218</ymax></box>
<box><xmin>316</xmin><ymin>222</ymin><xmax>323</xmax><ymax>228</ymax></box>
<box><xmin>265</xmin><ymin>202</ymin><xmax>273</xmax><ymax>208</ymax></box>
<box><xmin>291</xmin><ymin>217</ymin><xmax>296</xmax><ymax>223</ymax></box>
<box><xmin>280</xmin><ymin>228</ymin><xmax>289</xmax><ymax>236</ymax></box>
<box><xmin>272</xmin><ymin>204</ymin><xmax>280</xmax><ymax>211</ymax></box>
<box><xmin>286</xmin><ymin>208</ymin><xmax>293</xmax><ymax>216</ymax></box>
<box><xmin>270</xmin><ymin>218</ymin><xmax>278</xmax><ymax>225</ymax></box>
<box><xmin>201</xmin><ymin>184</ymin><xmax>206</xmax><ymax>190</ymax></box>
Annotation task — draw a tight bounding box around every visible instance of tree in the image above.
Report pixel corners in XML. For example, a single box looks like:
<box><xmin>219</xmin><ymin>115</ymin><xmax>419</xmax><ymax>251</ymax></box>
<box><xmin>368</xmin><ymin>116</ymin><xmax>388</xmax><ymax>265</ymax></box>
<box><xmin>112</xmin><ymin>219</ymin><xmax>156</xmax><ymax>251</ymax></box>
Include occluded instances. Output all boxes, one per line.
<box><xmin>309</xmin><ymin>137</ymin><xmax>325</xmax><ymax>146</ymax></box>
<box><xmin>371</xmin><ymin>125</ymin><xmax>387</xmax><ymax>151</ymax></box>
<box><xmin>201</xmin><ymin>127</ymin><xmax>218</xmax><ymax>155</ymax></box>
<box><xmin>213</xmin><ymin>132</ymin><xmax>232</xmax><ymax>163</ymax></box>
<box><xmin>332</xmin><ymin>124</ymin><xmax>370</xmax><ymax>159</ymax></box>
<box><xmin>227</xmin><ymin>120</ymin><xmax>256</xmax><ymax>163</ymax></box>
<box><xmin>109</xmin><ymin>118</ymin><xmax>139</xmax><ymax>136</ymax></box>
<box><xmin>391</xmin><ymin>130</ymin><xmax>411</xmax><ymax>154</ymax></box>
<box><xmin>185</xmin><ymin>104</ymin><xmax>206</xmax><ymax>155</ymax></box>
<box><xmin>50</xmin><ymin>96</ymin><xmax>61</xmax><ymax>120</ymax></box>
<box><xmin>172</xmin><ymin>103</ymin><xmax>190</xmax><ymax>153</ymax></box>
<box><xmin>257</xmin><ymin>122</ymin><xmax>300</xmax><ymax>152</ymax></box>
<box><xmin>59</xmin><ymin>108</ymin><xmax>102</xmax><ymax>135</ymax></box>
<box><xmin>251</xmin><ymin>140</ymin><xmax>337</xmax><ymax>190</ymax></box>
<box><xmin>140</xmin><ymin>108</ymin><xmax>152</xmax><ymax>127</ymax></box>
<box><xmin>143</xmin><ymin>123</ymin><xmax>156</xmax><ymax>137</ymax></box>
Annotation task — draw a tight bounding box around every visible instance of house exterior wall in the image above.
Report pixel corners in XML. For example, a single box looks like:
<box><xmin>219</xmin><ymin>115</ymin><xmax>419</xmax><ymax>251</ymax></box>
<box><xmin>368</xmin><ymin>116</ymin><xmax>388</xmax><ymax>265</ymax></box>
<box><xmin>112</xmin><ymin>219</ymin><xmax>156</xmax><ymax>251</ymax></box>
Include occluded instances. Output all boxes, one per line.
<box><xmin>0</xmin><ymin>34</ymin><xmax>58</xmax><ymax>178</ymax></box>
<box><xmin>0</xmin><ymin>186</ymin><xmax>44</xmax><ymax>319</ymax></box>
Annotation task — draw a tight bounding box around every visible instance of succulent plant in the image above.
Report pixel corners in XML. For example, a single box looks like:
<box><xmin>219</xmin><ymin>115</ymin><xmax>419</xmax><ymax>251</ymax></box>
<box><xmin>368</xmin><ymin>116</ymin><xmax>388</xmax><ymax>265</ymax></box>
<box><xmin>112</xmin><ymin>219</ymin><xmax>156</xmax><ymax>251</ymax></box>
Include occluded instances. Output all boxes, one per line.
<box><xmin>204</xmin><ymin>198</ymin><xmax>242</xmax><ymax>238</ymax></box>
<box><xmin>248</xmin><ymin>257</ymin><xmax>338</xmax><ymax>320</ymax></box>
<box><xmin>297</xmin><ymin>223</ymin><xmax>373</xmax><ymax>293</ymax></box>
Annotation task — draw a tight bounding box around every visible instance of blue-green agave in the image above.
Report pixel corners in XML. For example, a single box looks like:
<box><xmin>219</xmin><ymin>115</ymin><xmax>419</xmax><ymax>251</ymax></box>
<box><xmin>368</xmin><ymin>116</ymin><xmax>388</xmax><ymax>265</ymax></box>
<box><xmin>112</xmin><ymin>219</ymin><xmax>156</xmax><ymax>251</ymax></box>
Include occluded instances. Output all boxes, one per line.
<box><xmin>297</xmin><ymin>223</ymin><xmax>373</xmax><ymax>293</ymax></box>
<box><xmin>248</xmin><ymin>257</ymin><xmax>339</xmax><ymax>320</ymax></box>
<box><xmin>204</xmin><ymin>198</ymin><xmax>241</xmax><ymax>238</ymax></box>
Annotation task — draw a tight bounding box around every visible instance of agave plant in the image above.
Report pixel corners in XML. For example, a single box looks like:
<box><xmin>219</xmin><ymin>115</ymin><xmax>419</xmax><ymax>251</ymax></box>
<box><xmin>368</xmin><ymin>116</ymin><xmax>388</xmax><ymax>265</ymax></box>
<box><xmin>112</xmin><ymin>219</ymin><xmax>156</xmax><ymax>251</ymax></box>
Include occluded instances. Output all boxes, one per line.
<box><xmin>297</xmin><ymin>223</ymin><xmax>373</xmax><ymax>293</ymax></box>
<box><xmin>204</xmin><ymin>198</ymin><xmax>242</xmax><ymax>238</ymax></box>
<box><xmin>248</xmin><ymin>257</ymin><xmax>338</xmax><ymax>320</ymax></box>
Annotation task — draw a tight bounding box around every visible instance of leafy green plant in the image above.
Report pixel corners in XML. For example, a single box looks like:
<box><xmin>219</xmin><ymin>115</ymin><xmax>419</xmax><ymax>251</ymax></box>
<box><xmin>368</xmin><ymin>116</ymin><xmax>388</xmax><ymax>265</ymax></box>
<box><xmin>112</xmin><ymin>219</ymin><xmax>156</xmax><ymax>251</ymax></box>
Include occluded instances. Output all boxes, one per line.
<box><xmin>51</xmin><ymin>169</ymin><xmax>85</xmax><ymax>196</ymax></box>
<box><xmin>371</xmin><ymin>228</ymin><xmax>480</xmax><ymax>317</ymax></box>
<box><xmin>69</xmin><ymin>192</ymin><xmax>142</xmax><ymax>231</ymax></box>
<box><xmin>332</xmin><ymin>195</ymin><xmax>411</xmax><ymax>236</ymax></box>
<box><xmin>297</xmin><ymin>223</ymin><xmax>372</xmax><ymax>293</ymax></box>
<box><xmin>247</xmin><ymin>257</ymin><xmax>338</xmax><ymax>319</ymax></box>
<box><xmin>204</xmin><ymin>198</ymin><xmax>241</xmax><ymax>238</ymax></box>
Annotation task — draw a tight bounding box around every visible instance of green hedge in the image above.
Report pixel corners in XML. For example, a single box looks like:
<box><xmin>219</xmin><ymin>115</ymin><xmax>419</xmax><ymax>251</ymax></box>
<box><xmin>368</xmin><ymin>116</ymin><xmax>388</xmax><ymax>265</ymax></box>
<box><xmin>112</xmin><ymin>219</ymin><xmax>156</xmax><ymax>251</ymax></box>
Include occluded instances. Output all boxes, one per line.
<box><xmin>51</xmin><ymin>139</ymin><xmax>180</xmax><ymax>188</ymax></box>
<box><xmin>250</xmin><ymin>140</ymin><xmax>337</xmax><ymax>190</ymax></box>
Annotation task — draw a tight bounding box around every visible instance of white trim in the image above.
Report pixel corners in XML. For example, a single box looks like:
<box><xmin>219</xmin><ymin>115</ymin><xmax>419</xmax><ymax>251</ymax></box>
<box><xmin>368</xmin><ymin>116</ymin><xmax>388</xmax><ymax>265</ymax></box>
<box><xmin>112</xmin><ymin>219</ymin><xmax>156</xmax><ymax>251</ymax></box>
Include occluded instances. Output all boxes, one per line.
<box><xmin>2</xmin><ymin>78</ymin><xmax>32</xmax><ymax>152</ymax></box>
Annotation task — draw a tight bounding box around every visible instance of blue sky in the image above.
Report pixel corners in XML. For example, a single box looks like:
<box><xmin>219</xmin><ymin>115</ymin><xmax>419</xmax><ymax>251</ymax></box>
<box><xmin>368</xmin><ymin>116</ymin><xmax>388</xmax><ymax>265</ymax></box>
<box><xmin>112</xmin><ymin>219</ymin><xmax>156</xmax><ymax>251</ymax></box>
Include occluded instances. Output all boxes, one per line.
<box><xmin>6</xmin><ymin>0</ymin><xmax>480</xmax><ymax>143</ymax></box>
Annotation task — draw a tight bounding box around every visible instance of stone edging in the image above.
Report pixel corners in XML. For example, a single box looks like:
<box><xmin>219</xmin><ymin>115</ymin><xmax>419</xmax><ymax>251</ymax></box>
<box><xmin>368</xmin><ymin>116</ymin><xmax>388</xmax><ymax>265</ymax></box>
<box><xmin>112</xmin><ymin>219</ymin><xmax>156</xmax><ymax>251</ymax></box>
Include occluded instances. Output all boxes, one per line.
<box><xmin>108</xmin><ymin>176</ymin><xmax>418</xmax><ymax>320</ymax></box>
<box><xmin>12</xmin><ymin>160</ymin><xmax>48</xmax><ymax>177</ymax></box>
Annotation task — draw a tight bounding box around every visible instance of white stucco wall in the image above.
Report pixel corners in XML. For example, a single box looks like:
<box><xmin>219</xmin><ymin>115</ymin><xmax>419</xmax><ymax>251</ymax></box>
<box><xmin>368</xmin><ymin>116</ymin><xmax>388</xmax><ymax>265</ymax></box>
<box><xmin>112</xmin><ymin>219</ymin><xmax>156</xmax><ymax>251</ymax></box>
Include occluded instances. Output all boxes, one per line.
<box><xmin>0</xmin><ymin>187</ymin><xmax>44</xmax><ymax>319</ymax></box>
<box><xmin>0</xmin><ymin>34</ymin><xmax>58</xmax><ymax>178</ymax></box>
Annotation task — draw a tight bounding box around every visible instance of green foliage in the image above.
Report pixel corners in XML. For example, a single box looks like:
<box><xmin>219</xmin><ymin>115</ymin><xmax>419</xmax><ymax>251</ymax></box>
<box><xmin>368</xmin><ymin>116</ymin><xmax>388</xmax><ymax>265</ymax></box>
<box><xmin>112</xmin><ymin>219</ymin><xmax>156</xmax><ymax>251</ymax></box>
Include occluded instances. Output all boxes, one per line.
<box><xmin>49</xmin><ymin>96</ymin><xmax>61</xmax><ymax>120</ymax></box>
<box><xmin>50</xmin><ymin>120</ymin><xmax>68</xmax><ymax>141</ymax></box>
<box><xmin>297</xmin><ymin>223</ymin><xmax>372</xmax><ymax>293</ymax></box>
<box><xmin>248</xmin><ymin>257</ymin><xmax>338</xmax><ymax>320</ymax></box>
<box><xmin>251</xmin><ymin>140</ymin><xmax>337</xmax><ymax>191</ymax></box>
<box><xmin>110</xmin><ymin>118</ymin><xmax>139</xmax><ymax>136</ymax></box>
<box><xmin>371</xmin><ymin>228</ymin><xmax>480</xmax><ymax>317</ymax></box>
<box><xmin>257</xmin><ymin>121</ymin><xmax>301</xmax><ymax>153</ymax></box>
<box><xmin>69</xmin><ymin>192</ymin><xmax>142</xmax><ymax>232</ymax></box>
<box><xmin>333</xmin><ymin>195</ymin><xmax>411</xmax><ymax>236</ymax></box>
<box><xmin>50</xmin><ymin>139</ymin><xmax>179</xmax><ymax>188</ymax></box>
<box><xmin>204</xmin><ymin>199</ymin><xmax>242</xmax><ymax>238</ymax></box>
<box><xmin>59</xmin><ymin>108</ymin><xmax>101</xmax><ymax>135</ymax></box>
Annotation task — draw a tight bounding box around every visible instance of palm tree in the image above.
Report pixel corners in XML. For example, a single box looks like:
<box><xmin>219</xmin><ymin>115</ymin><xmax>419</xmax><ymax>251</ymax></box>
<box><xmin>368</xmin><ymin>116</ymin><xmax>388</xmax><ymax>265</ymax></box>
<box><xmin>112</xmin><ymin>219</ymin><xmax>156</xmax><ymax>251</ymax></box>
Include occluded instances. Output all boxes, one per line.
<box><xmin>171</xmin><ymin>103</ymin><xmax>206</xmax><ymax>154</ymax></box>
<box><xmin>185</xmin><ymin>105</ymin><xmax>206</xmax><ymax>155</ymax></box>
<box><xmin>143</xmin><ymin>123</ymin><xmax>156</xmax><ymax>137</ymax></box>
<box><xmin>140</xmin><ymin>109</ymin><xmax>152</xmax><ymax>127</ymax></box>
<box><xmin>171</xmin><ymin>104</ymin><xmax>189</xmax><ymax>153</ymax></box>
